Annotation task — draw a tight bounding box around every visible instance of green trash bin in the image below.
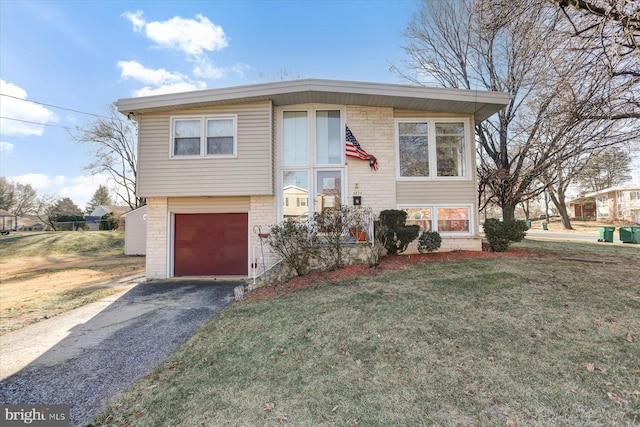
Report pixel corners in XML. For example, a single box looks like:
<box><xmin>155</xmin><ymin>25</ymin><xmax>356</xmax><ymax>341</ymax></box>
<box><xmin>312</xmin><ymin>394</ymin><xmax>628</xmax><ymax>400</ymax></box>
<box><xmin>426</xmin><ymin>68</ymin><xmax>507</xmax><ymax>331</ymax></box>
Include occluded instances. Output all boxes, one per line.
<box><xmin>525</xmin><ymin>220</ymin><xmax>532</xmax><ymax>230</ymax></box>
<box><xmin>620</xmin><ymin>226</ymin><xmax>640</xmax><ymax>244</ymax></box>
<box><xmin>542</xmin><ymin>222</ymin><xmax>548</xmax><ymax>230</ymax></box>
<box><xmin>598</xmin><ymin>226</ymin><xmax>615</xmax><ymax>242</ymax></box>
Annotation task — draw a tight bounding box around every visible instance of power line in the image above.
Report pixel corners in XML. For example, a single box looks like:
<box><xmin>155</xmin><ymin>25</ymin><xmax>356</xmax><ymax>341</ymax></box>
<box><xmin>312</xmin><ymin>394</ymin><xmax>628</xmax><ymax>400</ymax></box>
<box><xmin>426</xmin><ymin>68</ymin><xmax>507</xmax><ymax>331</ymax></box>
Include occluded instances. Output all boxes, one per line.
<box><xmin>0</xmin><ymin>93</ymin><xmax>112</xmax><ymax>120</ymax></box>
<box><xmin>0</xmin><ymin>116</ymin><xmax>76</xmax><ymax>131</ymax></box>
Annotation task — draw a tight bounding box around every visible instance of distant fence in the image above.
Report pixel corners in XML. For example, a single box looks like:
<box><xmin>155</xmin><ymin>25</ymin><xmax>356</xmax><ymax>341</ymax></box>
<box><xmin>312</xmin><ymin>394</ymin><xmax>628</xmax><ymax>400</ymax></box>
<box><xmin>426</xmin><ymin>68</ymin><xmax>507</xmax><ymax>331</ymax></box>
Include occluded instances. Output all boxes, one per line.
<box><xmin>17</xmin><ymin>220</ymin><xmax>125</xmax><ymax>232</ymax></box>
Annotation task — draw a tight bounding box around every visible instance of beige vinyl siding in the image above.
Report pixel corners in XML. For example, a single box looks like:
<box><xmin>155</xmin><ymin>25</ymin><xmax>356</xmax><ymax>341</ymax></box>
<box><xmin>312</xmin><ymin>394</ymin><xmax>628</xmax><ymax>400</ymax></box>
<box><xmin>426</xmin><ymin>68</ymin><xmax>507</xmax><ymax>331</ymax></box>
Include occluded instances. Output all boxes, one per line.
<box><xmin>396</xmin><ymin>181</ymin><xmax>477</xmax><ymax>205</ymax></box>
<box><xmin>137</xmin><ymin>101</ymin><xmax>273</xmax><ymax>197</ymax></box>
<box><xmin>394</xmin><ymin>107</ymin><xmax>479</xmax><ymax>204</ymax></box>
<box><xmin>168</xmin><ymin>197</ymin><xmax>250</xmax><ymax>213</ymax></box>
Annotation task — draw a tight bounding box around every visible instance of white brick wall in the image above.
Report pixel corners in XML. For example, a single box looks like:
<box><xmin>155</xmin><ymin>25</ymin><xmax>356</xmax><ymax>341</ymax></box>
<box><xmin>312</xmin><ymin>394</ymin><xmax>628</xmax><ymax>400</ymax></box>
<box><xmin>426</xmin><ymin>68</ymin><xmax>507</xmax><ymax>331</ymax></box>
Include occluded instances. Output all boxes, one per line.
<box><xmin>145</xmin><ymin>197</ymin><xmax>169</xmax><ymax>279</ymax></box>
<box><xmin>249</xmin><ymin>195</ymin><xmax>277</xmax><ymax>248</ymax></box>
<box><xmin>346</xmin><ymin>106</ymin><xmax>396</xmax><ymax>214</ymax></box>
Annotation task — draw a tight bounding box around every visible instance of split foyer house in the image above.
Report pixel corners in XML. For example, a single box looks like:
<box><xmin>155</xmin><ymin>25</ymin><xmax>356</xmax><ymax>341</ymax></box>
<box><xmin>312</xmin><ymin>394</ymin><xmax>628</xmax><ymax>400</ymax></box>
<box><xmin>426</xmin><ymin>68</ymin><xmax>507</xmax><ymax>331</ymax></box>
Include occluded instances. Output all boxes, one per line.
<box><xmin>115</xmin><ymin>79</ymin><xmax>510</xmax><ymax>279</ymax></box>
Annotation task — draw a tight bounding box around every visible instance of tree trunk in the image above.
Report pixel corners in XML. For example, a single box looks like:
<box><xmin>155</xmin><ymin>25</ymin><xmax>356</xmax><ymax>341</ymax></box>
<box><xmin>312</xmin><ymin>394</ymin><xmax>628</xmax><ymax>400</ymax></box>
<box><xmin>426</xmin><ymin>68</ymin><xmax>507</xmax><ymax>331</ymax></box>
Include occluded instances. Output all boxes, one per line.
<box><xmin>501</xmin><ymin>202</ymin><xmax>517</xmax><ymax>221</ymax></box>
<box><xmin>548</xmin><ymin>190</ymin><xmax>574</xmax><ymax>230</ymax></box>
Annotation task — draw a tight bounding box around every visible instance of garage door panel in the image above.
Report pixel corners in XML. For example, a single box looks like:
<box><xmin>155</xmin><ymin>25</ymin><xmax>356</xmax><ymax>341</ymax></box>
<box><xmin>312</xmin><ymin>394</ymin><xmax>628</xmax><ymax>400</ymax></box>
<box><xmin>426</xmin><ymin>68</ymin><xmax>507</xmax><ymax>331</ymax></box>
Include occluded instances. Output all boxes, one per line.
<box><xmin>174</xmin><ymin>213</ymin><xmax>248</xmax><ymax>276</ymax></box>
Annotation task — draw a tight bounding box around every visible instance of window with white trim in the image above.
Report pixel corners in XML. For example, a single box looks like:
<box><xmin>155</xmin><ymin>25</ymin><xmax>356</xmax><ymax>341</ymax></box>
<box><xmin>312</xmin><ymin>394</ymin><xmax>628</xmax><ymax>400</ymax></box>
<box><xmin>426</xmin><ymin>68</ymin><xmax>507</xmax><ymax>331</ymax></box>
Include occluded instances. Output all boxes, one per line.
<box><xmin>396</xmin><ymin>119</ymin><xmax>469</xmax><ymax>179</ymax></box>
<box><xmin>596</xmin><ymin>196</ymin><xmax>609</xmax><ymax>218</ymax></box>
<box><xmin>171</xmin><ymin>115</ymin><xmax>237</xmax><ymax>157</ymax></box>
<box><xmin>402</xmin><ymin>205</ymin><xmax>472</xmax><ymax>234</ymax></box>
<box><xmin>279</xmin><ymin>106</ymin><xmax>345</xmax><ymax>221</ymax></box>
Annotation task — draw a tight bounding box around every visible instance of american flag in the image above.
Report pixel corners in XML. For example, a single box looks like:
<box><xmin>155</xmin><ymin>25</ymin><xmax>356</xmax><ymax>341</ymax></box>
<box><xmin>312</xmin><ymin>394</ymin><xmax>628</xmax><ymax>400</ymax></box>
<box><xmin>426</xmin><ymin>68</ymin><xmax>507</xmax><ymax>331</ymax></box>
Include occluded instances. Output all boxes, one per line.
<box><xmin>345</xmin><ymin>125</ymin><xmax>378</xmax><ymax>170</ymax></box>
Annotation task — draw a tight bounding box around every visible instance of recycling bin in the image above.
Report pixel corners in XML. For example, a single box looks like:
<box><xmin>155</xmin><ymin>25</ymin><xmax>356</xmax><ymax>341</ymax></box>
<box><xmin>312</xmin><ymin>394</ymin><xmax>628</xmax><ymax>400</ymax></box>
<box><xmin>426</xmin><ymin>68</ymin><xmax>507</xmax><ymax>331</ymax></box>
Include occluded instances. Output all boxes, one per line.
<box><xmin>598</xmin><ymin>226</ymin><xmax>615</xmax><ymax>242</ymax></box>
<box><xmin>619</xmin><ymin>226</ymin><xmax>640</xmax><ymax>244</ymax></box>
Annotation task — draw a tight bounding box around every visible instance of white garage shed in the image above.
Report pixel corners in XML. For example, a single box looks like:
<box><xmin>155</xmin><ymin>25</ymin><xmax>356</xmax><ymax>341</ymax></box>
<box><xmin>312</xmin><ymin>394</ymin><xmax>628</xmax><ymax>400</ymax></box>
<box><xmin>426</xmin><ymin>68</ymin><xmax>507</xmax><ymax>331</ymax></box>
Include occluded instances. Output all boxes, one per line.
<box><xmin>122</xmin><ymin>205</ymin><xmax>147</xmax><ymax>255</ymax></box>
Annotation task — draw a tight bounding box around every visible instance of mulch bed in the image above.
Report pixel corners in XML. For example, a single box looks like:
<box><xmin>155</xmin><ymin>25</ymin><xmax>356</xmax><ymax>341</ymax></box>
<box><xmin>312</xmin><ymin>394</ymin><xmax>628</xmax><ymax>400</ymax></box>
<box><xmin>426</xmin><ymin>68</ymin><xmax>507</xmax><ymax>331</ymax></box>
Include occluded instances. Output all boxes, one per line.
<box><xmin>244</xmin><ymin>246</ymin><xmax>530</xmax><ymax>301</ymax></box>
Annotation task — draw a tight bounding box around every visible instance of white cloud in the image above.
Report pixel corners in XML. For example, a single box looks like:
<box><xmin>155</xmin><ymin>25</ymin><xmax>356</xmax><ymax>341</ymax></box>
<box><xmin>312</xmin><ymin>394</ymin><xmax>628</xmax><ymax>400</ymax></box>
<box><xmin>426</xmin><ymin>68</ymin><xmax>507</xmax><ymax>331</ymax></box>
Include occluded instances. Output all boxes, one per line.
<box><xmin>57</xmin><ymin>173</ymin><xmax>112</xmax><ymax>207</ymax></box>
<box><xmin>118</xmin><ymin>60</ymin><xmax>207</xmax><ymax>96</ymax></box>
<box><xmin>124</xmin><ymin>11</ymin><xmax>228</xmax><ymax>56</ymax></box>
<box><xmin>117</xmin><ymin>60</ymin><xmax>187</xmax><ymax>86</ymax></box>
<box><xmin>192</xmin><ymin>60</ymin><xmax>226</xmax><ymax>79</ymax></box>
<box><xmin>123</xmin><ymin>10</ymin><xmax>145</xmax><ymax>32</ymax></box>
<box><xmin>0</xmin><ymin>79</ymin><xmax>58</xmax><ymax>136</ymax></box>
<box><xmin>0</xmin><ymin>141</ymin><xmax>14</xmax><ymax>153</ymax></box>
<box><xmin>9</xmin><ymin>173</ymin><xmax>119</xmax><ymax>209</ymax></box>
<box><xmin>193</xmin><ymin>60</ymin><xmax>251</xmax><ymax>80</ymax></box>
<box><xmin>230</xmin><ymin>63</ymin><xmax>251</xmax><ymax>78</ymax></box>
<box><xmin>10</xmin><ymin>173</ymin><xmax>54</xmax><ymax>189</ymax></box>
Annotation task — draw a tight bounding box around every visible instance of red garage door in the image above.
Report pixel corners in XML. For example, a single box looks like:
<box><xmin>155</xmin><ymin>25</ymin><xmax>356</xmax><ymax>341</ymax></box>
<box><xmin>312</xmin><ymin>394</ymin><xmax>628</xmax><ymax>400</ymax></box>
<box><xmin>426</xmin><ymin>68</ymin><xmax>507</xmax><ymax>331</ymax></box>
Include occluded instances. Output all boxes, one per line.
<box><xmin>174</xmin><ymin>213</ymin><xmax>248</xmax><ymax>276</ymax></box>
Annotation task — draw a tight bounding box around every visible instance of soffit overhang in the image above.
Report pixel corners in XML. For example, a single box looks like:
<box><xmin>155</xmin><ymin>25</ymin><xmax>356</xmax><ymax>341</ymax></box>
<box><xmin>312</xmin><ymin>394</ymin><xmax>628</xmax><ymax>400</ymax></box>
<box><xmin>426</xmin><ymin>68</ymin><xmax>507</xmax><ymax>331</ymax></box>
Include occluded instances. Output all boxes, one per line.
<box><xmin>115</xmin><ymin>79</ymin><xmax>511</xmax><ymax>123</ymax></box>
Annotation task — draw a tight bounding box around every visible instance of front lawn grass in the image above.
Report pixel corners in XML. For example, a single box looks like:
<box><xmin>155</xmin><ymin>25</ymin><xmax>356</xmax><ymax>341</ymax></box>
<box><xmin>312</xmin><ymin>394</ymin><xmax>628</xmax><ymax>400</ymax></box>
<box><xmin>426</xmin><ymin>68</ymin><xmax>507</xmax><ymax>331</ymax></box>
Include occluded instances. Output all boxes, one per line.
<box><xmin>93</xmin><ymin>240</ymin><xmax>639</xmax><ymax>426</ymax></box>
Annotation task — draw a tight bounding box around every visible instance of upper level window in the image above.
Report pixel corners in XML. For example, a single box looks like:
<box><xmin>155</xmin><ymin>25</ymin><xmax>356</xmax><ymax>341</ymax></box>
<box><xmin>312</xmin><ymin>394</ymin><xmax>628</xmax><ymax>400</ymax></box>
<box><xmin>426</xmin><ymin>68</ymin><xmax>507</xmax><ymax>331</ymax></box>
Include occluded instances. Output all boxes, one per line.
<box><xmin>279</xmin><ymin>106</ymin><xmax>345</xmax><ymax>221</ymax></box>
<box><xmin>172</xmin><ymin>115</ymin><xmax>237</xmax><ymax>158</ymax></box>
<box><xmin>316</xmin><ymin>110</ymin><xmax>342</xmax><ymax>165</ymax></box>
<box><xmin>397</xmin><ymin>119</ymin><xmax>469</xmax><ymax>179</ymax></box>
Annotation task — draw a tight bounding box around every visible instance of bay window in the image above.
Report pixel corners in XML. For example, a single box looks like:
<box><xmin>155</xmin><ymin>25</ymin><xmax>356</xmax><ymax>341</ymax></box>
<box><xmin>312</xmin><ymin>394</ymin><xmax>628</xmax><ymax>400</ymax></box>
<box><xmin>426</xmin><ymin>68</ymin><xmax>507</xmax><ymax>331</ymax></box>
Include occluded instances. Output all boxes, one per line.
<box><xmin>397</xmin><ymin>119</ymin><xmax>469</xmax><ymax>179</ymax></box>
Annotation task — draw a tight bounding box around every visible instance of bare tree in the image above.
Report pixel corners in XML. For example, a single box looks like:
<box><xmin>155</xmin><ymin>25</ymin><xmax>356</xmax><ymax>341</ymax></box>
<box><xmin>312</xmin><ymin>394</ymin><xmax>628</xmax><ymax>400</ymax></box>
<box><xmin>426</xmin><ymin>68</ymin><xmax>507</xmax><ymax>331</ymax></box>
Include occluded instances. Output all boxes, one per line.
<box><xmin>399</xmin><ymin>0</ymin><xmax>639</xmax><ymax>220</ymax></box>
<box><xmin>553</xmin><ymin>0</ymin><xmax>639</xmax><ymax>122</ymax></box>
<box><xmin>253</xmin><ymin>67</ymin><xmax>304</xmax><ymax>82</ymax></box>
<box><xmin>555</xmin><ymin>0</ymin><xmax>639</xmax><ymax>59</ymax></box>
<box><xmin>11</xmin><ymin>182</ymin><xmax>38</xmax><ymax>216</ymax></box>
<box><xmin>576</xmin><ymin>146</ymin><xmax>633</xmax><ymax>193</ymax></box>
<box><xmin>0</xmin><ymin>177</ymin><xmax>16</xmax><ymax>212</ymax></box>
<box><xmin>72</xmin><ymin>104</ymin><xmax>144</xmax><ymax>209</ymax></box>
<box><xmin>401</xmin><ymin>0</ymin><xmax>563</xmax><ymax>219</ymax></box>
<box><xmin>0</xmin><ymin>178</ymin><xmax>38</xmax><ymax>215</ymax></box>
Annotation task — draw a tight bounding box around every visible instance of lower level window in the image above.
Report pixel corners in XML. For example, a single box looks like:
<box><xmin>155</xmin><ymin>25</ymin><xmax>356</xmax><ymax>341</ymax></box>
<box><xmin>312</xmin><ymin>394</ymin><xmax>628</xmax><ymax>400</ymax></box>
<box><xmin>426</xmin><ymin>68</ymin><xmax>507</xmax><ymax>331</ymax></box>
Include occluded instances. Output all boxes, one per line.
<box><xmin>437</xmin><ymin>207</ymin><xmax>469</xmax><ymax>232</ymax></box>
<box><xmin>402</xmin><ymin>206</ymin><xmax>471</xmax><ymax>234</ymax></box>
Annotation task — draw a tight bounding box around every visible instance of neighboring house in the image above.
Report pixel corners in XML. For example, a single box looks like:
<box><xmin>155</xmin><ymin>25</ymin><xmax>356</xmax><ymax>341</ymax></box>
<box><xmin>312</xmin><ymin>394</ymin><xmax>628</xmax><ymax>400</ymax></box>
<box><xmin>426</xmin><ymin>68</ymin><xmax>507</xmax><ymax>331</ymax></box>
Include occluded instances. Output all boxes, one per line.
<box><xmin>121</xmin><ymin>205</ymin><xmax>147</xmax><ymax>255</ymax></box>
<box><xmin>0</xmin><ymin>209</ymin><xmax>17</xmax><ymax>234</ymax></box>
<box><xmin>115</xmin><ymin>79</ymin><xmax>510</xmax><ymax>279</ymax></box>
<box><xmin>585</xmin><ymin>186</ymin><xmax>640</xmax><ymax>224</ymax></box>
<box><xmin>566</xmin><ymin>197</ymin><xmax>596</xmax><ymax>219</ymax></box>
<box><xmin>17</xmin><ymin>215</ymin><xmax>46</xmax><ymax>231</ymax></box>
<box><xmin>85</xmin><ymin>205</ymin><xmax>130</xmax><ymax>230</ymax></box>
<box><xmin>283</xmin><ymin>185</ymin><xmax>309</xmax><ymax>220</ymax></box>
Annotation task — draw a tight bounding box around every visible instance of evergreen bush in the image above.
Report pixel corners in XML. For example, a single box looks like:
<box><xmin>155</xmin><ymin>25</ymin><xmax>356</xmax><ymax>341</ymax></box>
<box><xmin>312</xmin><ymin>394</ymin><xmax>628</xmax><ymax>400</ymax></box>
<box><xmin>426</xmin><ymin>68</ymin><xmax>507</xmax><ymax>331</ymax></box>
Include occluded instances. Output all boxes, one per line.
<box><xmin>378</xmin><ymin>209</ymin><xmax>420</xmax><ymax>255</ymax></box>
<box><xmin>483</xmin><ymin>218</ymin><xmax>527</xmax><ymax>252</ymax></box>
<box><xmin>417</xmin><ymin>231</ymin><xmax>442</xmax><ymax>253</ymax></box>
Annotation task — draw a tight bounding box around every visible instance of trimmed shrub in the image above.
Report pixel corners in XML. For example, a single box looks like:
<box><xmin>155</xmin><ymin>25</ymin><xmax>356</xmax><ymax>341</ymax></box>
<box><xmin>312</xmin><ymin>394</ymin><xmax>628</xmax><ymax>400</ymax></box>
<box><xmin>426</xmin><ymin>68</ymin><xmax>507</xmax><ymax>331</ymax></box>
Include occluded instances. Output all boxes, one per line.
<box><xmin>483</xmin><ymin>218</ymin><xmax>527</xmax><ymax>252</ymax></box>
<box><xmin>378</xmin><ymin>209</ymin><xmax>420</xmax><ymax>255</ymax></box>
<box><xmin>417</xmin><ymin>231</ymin><xmax>442</xmax><ymax>253</ymax></box>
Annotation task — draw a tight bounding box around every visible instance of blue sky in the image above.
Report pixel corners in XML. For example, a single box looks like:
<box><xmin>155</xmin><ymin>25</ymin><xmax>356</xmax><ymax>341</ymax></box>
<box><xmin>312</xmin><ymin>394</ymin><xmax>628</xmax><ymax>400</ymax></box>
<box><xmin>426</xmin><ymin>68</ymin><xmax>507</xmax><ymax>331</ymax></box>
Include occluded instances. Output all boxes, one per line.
<box><xmin>0</xmin><ymin>0</ymin><xmax>418</xmax><ymax>209</ymax></box>
<box><xmin>1</xmin><ymin>1</ymin><xmax>637</xmax><ymax>211</ymax></box>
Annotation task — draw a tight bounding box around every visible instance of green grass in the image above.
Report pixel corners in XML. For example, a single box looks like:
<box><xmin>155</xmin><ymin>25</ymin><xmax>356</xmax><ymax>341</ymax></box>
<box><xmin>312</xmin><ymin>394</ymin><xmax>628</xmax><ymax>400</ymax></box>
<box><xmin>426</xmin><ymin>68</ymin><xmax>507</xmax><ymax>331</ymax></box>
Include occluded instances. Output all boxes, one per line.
<box><xmin>0</xmin><ymin>231</ymin><xmax>126</xmax><ymax>258</ymax></box>
<box><xmin>94</xmin><ymin>240</ymin><xmax>639</xmax><ymax>426</ymax></box>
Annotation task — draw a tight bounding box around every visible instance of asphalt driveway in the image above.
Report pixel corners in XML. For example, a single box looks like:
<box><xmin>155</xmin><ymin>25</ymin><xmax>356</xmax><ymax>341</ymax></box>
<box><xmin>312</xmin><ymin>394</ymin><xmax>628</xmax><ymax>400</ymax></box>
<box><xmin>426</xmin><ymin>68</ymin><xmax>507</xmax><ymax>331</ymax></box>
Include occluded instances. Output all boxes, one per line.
<box><xmin>0</xmin><ymin>280</ymin><xmax>238</xmax><ymax>426</ymax></box>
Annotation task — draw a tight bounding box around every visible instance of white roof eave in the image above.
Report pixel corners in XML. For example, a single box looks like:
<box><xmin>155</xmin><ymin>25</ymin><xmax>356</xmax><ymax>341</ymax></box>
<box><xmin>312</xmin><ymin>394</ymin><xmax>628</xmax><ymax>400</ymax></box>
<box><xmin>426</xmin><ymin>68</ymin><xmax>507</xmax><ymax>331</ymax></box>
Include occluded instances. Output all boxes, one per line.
<box><xmin>115</xmin><ymin>79</ymin><xmax>511</xmax><ymax>123</ymax></box>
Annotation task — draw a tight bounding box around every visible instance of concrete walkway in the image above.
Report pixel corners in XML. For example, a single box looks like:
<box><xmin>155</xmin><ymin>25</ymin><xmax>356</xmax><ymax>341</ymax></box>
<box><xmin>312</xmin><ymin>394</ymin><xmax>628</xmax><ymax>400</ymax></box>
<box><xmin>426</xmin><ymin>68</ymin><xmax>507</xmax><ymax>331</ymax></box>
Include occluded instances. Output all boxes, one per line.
<box><xmin>0</xmin><ymin>279</ymin><xmax>238</xmax><ymax>426</ymax></box>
